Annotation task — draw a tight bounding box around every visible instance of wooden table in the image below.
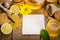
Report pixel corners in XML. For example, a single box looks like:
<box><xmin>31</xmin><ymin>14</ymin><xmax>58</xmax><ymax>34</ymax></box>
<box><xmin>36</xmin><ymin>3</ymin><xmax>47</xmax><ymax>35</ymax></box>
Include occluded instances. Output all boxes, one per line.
<box><xmin>0</xmin><ymin>28</ymin><xmax>41</xmax><ymax>40</ymax></box>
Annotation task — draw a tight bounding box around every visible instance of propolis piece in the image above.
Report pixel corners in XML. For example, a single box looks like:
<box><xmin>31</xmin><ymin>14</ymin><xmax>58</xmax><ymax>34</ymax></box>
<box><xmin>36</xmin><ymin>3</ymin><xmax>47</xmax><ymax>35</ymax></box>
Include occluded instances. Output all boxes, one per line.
<box><xmin>0</xmin><ymin>13</ymin><xmax>10</xmax><ymax>25</ymax></box>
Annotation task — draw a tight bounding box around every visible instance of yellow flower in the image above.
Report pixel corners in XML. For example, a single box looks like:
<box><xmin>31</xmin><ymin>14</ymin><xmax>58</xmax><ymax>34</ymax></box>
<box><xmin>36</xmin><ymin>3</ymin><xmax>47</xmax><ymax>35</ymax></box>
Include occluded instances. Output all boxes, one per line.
<box><xmin>20</xmin><ymin>4</ymin><xmax>32</xmax><ymax>16</ymax></box>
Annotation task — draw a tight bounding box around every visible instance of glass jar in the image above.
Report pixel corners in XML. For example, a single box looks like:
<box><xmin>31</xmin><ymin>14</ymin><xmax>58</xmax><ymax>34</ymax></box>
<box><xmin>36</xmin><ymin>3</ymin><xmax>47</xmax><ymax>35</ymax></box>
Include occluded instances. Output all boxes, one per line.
<box><xmin>25</xmin><ymin>0</ymin><xmax>45</xmax><ymax>9</ymax></box>
<box><xmin>46</xmin><ymin>19</ymin><xmax>60</xmax><ymax>40</ymax></box>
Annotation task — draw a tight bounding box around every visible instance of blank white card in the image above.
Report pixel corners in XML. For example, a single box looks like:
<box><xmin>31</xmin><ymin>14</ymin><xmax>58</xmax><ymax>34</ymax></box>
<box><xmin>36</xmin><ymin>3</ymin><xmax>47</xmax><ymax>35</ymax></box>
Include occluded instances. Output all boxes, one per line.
<box><xmin>22</xmin><ymin>14</ymin><xmax>45</xmax><ymax>35</ymax></box>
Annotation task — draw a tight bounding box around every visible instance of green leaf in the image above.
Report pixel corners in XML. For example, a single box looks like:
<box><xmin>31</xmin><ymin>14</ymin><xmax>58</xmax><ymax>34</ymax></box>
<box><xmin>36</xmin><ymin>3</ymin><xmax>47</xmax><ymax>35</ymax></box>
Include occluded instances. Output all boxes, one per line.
<box><xmin>40</xmin><ymin>29</ymin><xmax>50</xmax><ymax>40</ymax></box>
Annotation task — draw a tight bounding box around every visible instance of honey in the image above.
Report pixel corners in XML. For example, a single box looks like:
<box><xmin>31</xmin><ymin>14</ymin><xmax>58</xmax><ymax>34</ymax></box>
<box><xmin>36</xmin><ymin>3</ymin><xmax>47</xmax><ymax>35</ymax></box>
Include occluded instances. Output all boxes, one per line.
<box><xmin>25</xmin><ymin>0</ymin><xmax>45</xmax><ymax>9</ymax></box>
<box><xmin>46</xmin><ymin>19</ymin><xmax>60</xmax><ymax>40</ymax></box>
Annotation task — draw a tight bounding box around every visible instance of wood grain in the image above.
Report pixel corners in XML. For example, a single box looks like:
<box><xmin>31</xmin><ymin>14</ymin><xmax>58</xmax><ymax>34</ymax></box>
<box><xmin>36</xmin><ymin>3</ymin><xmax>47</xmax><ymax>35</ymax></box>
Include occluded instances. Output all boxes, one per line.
<box><xmin>0</xmin><ymin>28</ymin><xmax>13</xmax><ymax>40</ymax></box>
<box><xmin>13</xmin><ymin>28</ymin><xmax>41</xmax><ymax>40</ymax></box>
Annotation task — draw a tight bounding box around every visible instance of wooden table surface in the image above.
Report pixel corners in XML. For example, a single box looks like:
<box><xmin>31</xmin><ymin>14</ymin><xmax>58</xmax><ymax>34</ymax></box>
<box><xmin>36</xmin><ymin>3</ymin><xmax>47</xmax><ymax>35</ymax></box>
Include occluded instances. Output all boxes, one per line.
<box><xmin>0</xmin><ymin>28</ymin><xmax>41</xmax><ymax>40</ymax></box>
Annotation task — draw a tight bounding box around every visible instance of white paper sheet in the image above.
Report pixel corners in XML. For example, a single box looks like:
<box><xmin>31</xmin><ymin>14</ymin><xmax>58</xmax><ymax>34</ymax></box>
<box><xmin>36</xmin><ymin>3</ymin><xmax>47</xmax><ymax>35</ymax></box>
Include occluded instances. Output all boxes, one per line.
<box><xmin>22</xmin><ymin>14</ymin><xmax>45</xmax><ymax>35</ymax></box>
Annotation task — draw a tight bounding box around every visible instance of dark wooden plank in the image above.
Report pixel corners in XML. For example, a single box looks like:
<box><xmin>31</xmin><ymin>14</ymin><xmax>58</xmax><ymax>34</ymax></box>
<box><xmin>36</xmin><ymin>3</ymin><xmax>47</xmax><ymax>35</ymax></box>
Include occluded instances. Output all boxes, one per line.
<box><xmin>13</xmin><ymin>29</ymin><xmax>22</xmax><ymax>40</ymax></box>
<box><xmin>22</xmin><ymin>35</ymin><xmax>40</xmax><ymax>40</ymax></box>
<box><xmin>0</xmin><ymin>29</ymin><xmax>13</xmax><ymax>40</ymax></box>
<box><xmin>13</xmin><ymin>28</ymin><xmax>41</xmax><ymax>40</ymax></box>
